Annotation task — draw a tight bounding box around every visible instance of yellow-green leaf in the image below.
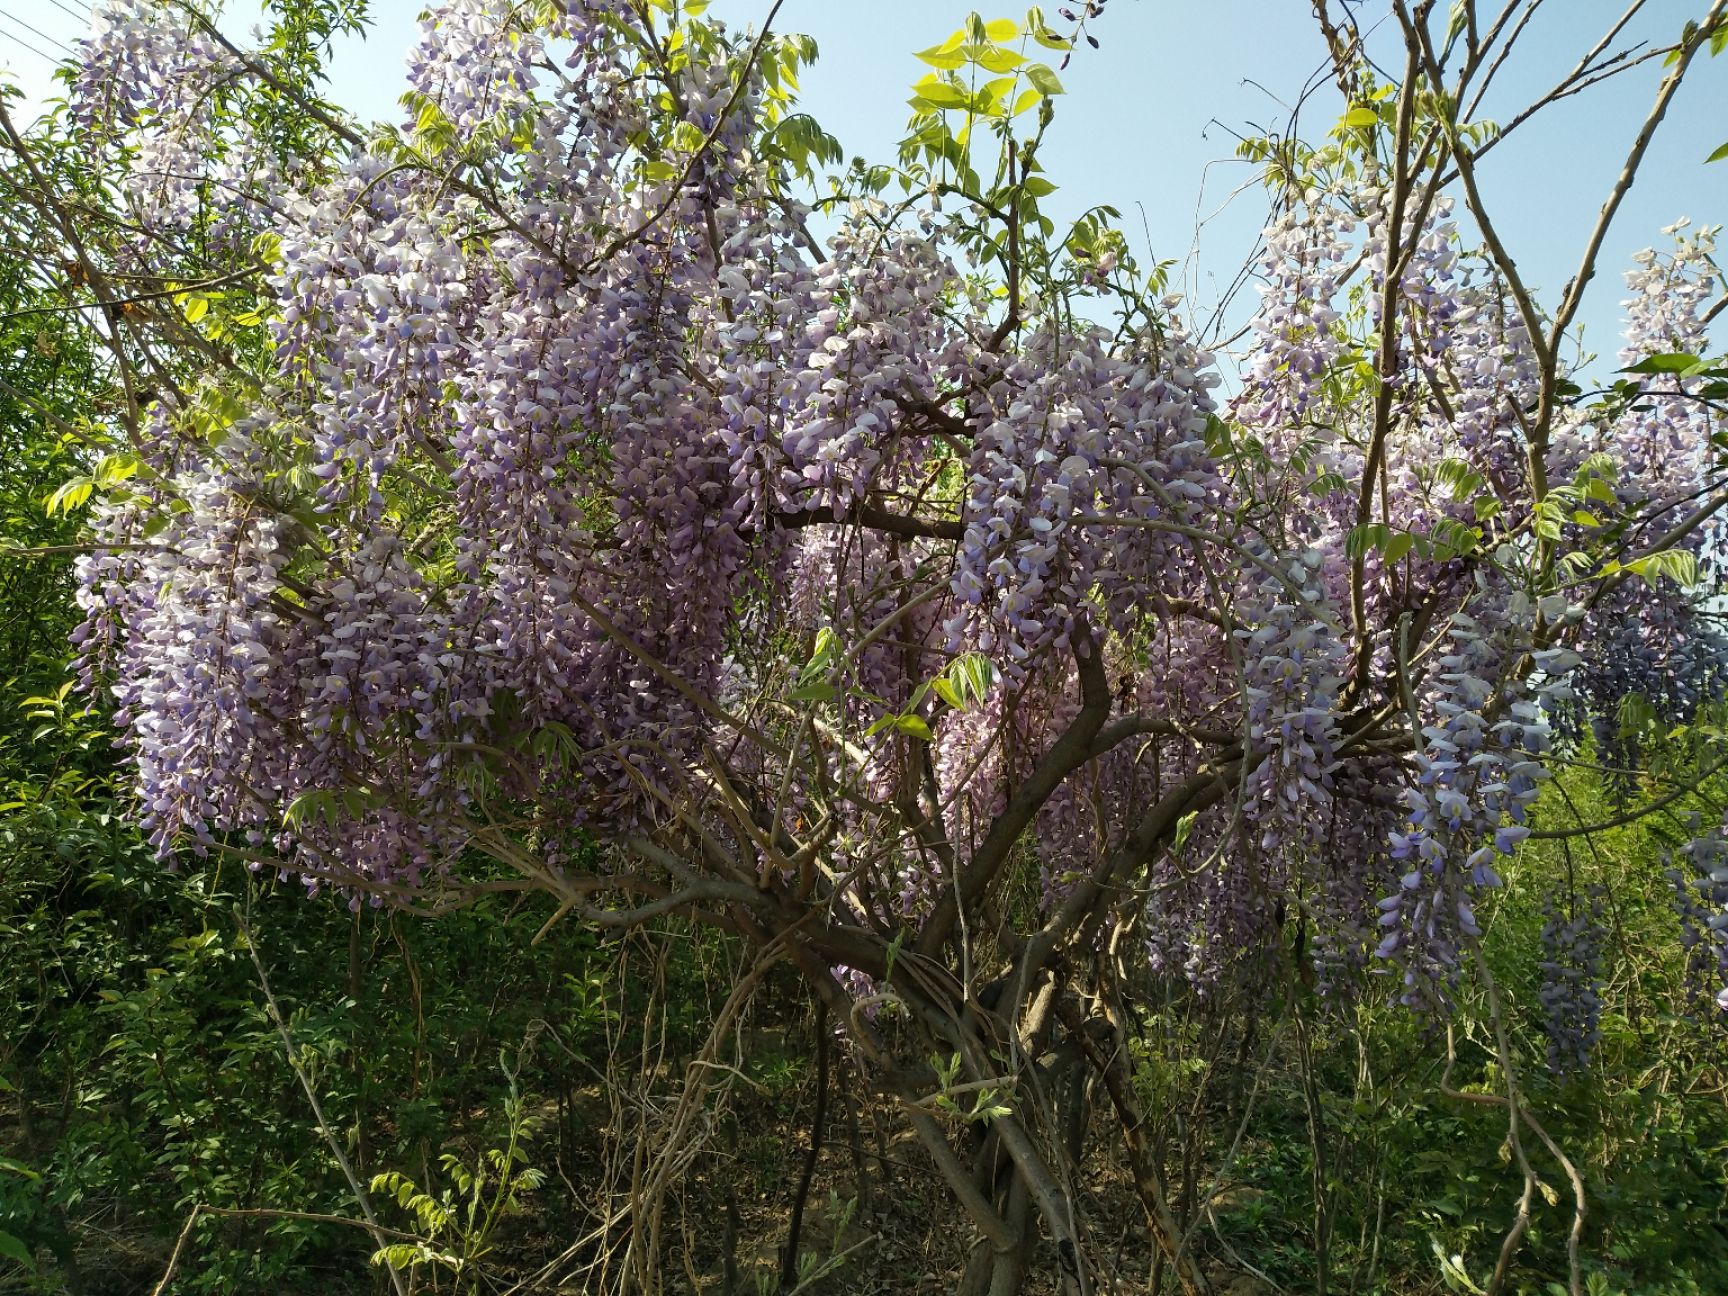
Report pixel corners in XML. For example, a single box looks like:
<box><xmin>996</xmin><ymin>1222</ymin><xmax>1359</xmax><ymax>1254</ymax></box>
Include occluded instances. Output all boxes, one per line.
<box><xmin>913</xmin><ymin>77</ymin><xmax>970</xmax><ymax>109</ymax></box>
<box><xmin>976</xmin><ymin>45</ymin><xmax>1025</xmax><ymax>73</ymax></box>
<box><xmin>1024</xmin><ymin>64</ymin><xmax>1063</xmax><ymax>95</ymax></box>
<box><xmin>893</xmin><ymin>714</ymin><xmax>934</xmax><ymax>742</ymax></box>
<box><xmin>916</xmin><ymin>42</ymin><xmax>968</xmax><ymax>70</ymax></box>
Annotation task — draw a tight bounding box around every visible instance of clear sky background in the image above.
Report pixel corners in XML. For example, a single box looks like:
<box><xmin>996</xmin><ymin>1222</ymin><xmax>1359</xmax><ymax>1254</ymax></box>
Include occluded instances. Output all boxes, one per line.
<box><xmin>3</xmin><ymin>0</ymin><xmax>1724</xmax><ymax>378</ymax></box>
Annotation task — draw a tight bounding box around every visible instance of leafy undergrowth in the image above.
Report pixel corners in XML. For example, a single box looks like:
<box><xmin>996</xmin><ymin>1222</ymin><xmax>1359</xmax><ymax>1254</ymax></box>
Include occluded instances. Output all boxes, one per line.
<box><xmin>2</xmin><ymin>842</ymin><xmax>1723</xmax><ymax>1295</ymax></box>
<box><xmin>2</xmin><ymin>586</ymin><xmax>1723</xmax><ymax>1295</ymax></box>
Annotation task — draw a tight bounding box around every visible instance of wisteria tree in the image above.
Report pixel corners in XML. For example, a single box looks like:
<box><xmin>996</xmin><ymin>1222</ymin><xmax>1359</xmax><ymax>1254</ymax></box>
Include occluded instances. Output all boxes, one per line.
<box><xmin>6</xmin><ymin>0</ymin><xmax>1728</xmax><ymax>1291</ymax></box>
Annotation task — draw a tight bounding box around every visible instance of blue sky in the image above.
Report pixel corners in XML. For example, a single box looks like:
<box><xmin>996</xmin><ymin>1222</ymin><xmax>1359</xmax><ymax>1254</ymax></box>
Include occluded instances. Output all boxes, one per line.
<box><xmin>3</xmin><ymin>0</ymin><xmax>1723</xmax><ymax>374</ymax></box>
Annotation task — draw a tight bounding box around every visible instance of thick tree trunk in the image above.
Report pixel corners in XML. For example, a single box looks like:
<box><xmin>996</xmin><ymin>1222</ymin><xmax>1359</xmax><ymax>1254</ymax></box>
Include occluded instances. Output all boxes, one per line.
<box><xmin>958</xmin><ymin>1133</ymin><xmax>1035</xmax><ymax>1296</ymax></box>
<box><xmin>1062</xmin><ymin>999</ymin><xmax>1212</xmax><ymax>1296</ymax></box>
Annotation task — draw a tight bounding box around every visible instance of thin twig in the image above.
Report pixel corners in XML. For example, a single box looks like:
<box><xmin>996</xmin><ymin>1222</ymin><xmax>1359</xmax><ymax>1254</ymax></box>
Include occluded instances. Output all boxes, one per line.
<box><xmin>232</xmin><ymin>904</ymin><xmax>410</xmax><ymax>1296</ymax></box>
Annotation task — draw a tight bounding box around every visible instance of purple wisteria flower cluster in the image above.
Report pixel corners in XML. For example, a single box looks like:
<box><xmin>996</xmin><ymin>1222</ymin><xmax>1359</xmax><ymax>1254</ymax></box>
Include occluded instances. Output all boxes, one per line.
<box><xmin>62</xmin><ymin>0</ymin><xmax>1728</xmax><ymax>1025</ymax></box>
<box><xmin>1538</xmin><ymin>885</ymin><xmax>1607</xmax><ymax>1073</ymax></box>
<box><xmin>1670</xmin><ymin>821</ymin><xmax>1728</xmax><ymax>1016</ymax></box>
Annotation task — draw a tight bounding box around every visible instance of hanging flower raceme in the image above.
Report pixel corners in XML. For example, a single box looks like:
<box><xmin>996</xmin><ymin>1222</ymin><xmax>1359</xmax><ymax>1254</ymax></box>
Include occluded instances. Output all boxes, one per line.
<box><xmin>74</xmin><ymin>424</ymin><xmax>293</xmax><ymax>859</ymax></box>
<box><xmin>764</xmin><ymin>210</ymin><xmax>977</xmax><ymax>521</ymax></box>
<box><xmin>1232</xmin><ymin>191</ymin><xmax>1356</xmax><ymax>432</ymax></box>
<box><xmin>1670</xmin><ymin>820</ymin><xmax>1728</xmax><ymax>1016</ymax></box>
<box><xmin>1376</xmin><ymin>607</ymin><xmax>1575</xmax><ymax>1013</ymax></box>
<box><xmin>1238</xmin><ymin>555</ymin><xmax>1347</xmax><ymax>846</ymax></box>
<box><xmin>1614</xmin><ymin>222</ymin><xmax>1720</xmax><ymax>517</ymax></box>
<box><xmin>1364</xmin><ymin>192</ymin><xmax>1463</xmax><ymax>368</ymax></box>
<box><xmin>67</xmin><ymin>1</ymin><xmax>782</xmax><ymax>881</ymax></box>
<box><xmin>72</xmin><ymin>0</ymin><xmax>326</xmax><ymax>250</ymax></box>
<box><xmin>949</xmin><ymin>326</ymin><xmax>1221</xmax><ymax>667</ymax></box>
<box><xmin>1433</xmin><ymin>274</ymin><xmax>1541</xmax><ymax>498</ymax></box>
<box><xmin>1538</xmin><ymin>886</ymin><xmax>1607</xmax><ymax>1072</ymax></box>
<box><xmin>1560</xmin><ymin>224</ymin><xmax>1728</xmax><ymax>780</ymax></box>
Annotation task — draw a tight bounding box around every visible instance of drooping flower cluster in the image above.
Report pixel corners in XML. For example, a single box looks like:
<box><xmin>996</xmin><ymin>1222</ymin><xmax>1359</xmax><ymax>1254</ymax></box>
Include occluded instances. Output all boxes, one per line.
<box><xmin>73</xmin><ymin>0</ymin><xmax>278</xmax><ymax>244</ymax></box>
<box><xmin>1434</xmin><ymin>273</ymin><xmax>1540</xmax><ymax>498</ymax></box>
<box><xmin>1670</xmin><ymin>822</ymin><xmax>1728</xmax><ymax>1016</ymax></box>
<box><xmin>1538</xmin><ymin>886</ymin><xmax>1607</xmax><ymax>1073</ymax></box>
<box><xmin>1223</xmin><ymin>172</ymin><xmax>1723</xmax><ymax>1016</ymax></box>
<box><xmin>403</xmin><ymin>0</ymin><xmax>554</xmax><ymax>135</ymax></box>
<box><xmin>1558</xmin><ymin>223</ymin><xmax>1728</xmax><ymax>781</ymax></box>
<box><xmin>1614</xmin><ymin>221</ymin><xmax>1720</xmax><ymax>517</ymax></box>
<box><xmin>1374</xmin><ymin>611</ymin><xmax>1574</xmax><ymax>1013</ymax></box>
<box><xmin>76</xmin><ymin>430</ymin><xmax>290</xmax><ymax>857</ymax></box>
<box><xmin>58</xmin><ymin>0</ymin><xmax>1728</xmax><ymax>1049</ymax></box>
<box><xmin>1237</xmin><ymin>557</ymin><xmax>1346</xmax><ymax>845</ymax></box>
<box><xmin>758</xmin><ymin>212</ymin><xmax>970</xmax><ymax>523</ymax></box>
<box><xmin>1233</xmin><ymin>194</ymin><xmax>1356</xmax><ymax>431</ymax></box>
<box><xmin>950</xmin><ymin>327</ymin><xmax>1221</xmax><ymax>666</ymax></box>
<box><xmin>1364</xmin><ymin>193</ymin><xmax>1463</xmax><ymax>367</ymax></box>
<box><xmin>1564</xmin><ymin>585</ymin><xmax>1728</xmax><ymax>789</ymax></box>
